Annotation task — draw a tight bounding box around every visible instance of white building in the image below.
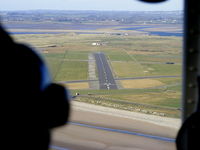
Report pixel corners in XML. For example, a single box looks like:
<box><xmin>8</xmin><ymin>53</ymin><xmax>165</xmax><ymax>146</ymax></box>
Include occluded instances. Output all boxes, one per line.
<box><xmin>92</xmin><ymin>42</ymin><xmax>101</xmax><ymax>46</ymax></box>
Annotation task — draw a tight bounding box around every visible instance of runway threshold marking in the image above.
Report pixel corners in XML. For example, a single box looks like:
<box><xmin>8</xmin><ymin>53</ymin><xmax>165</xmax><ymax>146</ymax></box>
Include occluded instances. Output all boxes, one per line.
<box><xmin>70</xmin><ymin>122</ymin><xmax>175</xmax><ymax>143</ymax></box>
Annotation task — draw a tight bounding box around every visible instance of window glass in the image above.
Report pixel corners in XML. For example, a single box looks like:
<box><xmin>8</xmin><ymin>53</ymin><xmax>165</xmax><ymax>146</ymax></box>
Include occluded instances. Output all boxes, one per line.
<box><xmin>1</xmin><ymin>0</ymin><xmax>183</xmax><ymax>149</ymax></box>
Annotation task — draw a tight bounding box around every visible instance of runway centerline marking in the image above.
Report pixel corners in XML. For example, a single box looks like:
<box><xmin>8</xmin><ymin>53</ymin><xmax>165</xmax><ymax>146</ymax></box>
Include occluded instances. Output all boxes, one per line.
<box><xmin>94</xmin><ymin>52</ymin><xmax>118</xmax><ymax>89</ymax></box>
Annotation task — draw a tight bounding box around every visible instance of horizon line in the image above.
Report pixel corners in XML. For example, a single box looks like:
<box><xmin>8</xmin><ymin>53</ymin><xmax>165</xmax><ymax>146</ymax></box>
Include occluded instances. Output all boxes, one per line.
<box><xmin>0</xmin><ymin>9</ymin><xmax>183</xmax><ymax>12</ymax></box>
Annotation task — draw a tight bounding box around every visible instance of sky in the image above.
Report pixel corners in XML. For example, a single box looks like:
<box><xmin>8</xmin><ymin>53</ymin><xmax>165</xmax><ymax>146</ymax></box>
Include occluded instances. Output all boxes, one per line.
<box><xmin>0</xmin><ymin>0</ymin><xmax>183</xmax><ymax>11</ymax></box>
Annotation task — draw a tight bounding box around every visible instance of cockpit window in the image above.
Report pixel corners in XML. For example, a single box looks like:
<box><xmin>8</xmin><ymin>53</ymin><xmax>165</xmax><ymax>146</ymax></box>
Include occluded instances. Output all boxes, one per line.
<box><xmin>1</xmin><ymin>0</ymin><xmax>183</xmax><ymax>149</ymax></box>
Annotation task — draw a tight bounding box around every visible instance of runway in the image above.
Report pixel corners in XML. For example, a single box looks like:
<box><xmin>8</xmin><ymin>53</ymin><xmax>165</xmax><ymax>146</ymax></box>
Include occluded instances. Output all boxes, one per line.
<box><xmin>51</xmin><ymin>102</ymin><xmax>179</xmax><ymax>150</ymax></box>
<box><xmin>94</xmin><ymin>52</ymin><xmax>118</xmax><ymax>90</ymax></box>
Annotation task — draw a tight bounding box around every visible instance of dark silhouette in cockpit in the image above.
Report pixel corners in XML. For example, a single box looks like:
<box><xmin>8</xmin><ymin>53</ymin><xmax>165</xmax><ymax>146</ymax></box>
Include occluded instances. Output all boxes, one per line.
<box><xmin>1</xmin><ymin>24</ymin><xmax>70</xmax><ymax>149</ymax></box>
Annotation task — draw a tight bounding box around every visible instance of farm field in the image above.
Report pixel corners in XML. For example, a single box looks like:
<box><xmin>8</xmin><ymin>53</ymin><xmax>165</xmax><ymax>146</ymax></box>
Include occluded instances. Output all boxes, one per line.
<box><xmin>9</xmin><ymin>22</ymin><xmax>182</xmax><ymax>118</ymax></box>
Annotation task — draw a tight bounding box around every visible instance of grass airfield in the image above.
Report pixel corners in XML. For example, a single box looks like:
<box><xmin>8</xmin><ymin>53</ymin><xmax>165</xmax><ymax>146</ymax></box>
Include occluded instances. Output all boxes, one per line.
<box><xmin>10</xmin><ymin>24</ymin><xmax>182</xmax><ymax>118</ymax></box>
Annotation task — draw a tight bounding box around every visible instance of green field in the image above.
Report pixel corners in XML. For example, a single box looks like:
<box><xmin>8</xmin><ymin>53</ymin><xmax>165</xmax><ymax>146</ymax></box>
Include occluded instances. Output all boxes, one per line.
<box><xmin>11</xmin><ymin>25</ymin><xmax>182</xmax><ymax>118</ymax></box>
<box><xmin>112</xmin><ymin>62</ymin><xmax>146</xmax><ymax>77</ymax></box>
<box><xmin>71</xmin><ymin>86</ymin><xmax>181</xmax><ymax>118</ymax></box>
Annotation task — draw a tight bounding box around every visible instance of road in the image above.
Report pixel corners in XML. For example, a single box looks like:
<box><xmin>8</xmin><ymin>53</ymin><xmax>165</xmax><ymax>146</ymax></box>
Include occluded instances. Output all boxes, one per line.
<box><xmin>58</xmin><ymin>76</ymin><xmax>180</xmax><ymax>84</ymax></box>
<box><xmin>94</xmin><ymin>52</ymin><xmax>118</xmax><ymax>90</ymax></box>
<box><xmin>51</xmin><ymin>102</ymin><xmax>179</xmax><ymax>150</ymax></box>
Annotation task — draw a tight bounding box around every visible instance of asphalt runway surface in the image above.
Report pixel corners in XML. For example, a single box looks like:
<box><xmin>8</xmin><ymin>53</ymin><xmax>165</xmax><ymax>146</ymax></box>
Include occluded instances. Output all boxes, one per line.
<box><xmin>51</xmin><ymin>107</ymin><xmax>178</xmax><ymax>150</ymax></box>
<box><xmin>94</xmin><ymin>52</ymin><xmax>118</xmax><ymax>90</ymax></box>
